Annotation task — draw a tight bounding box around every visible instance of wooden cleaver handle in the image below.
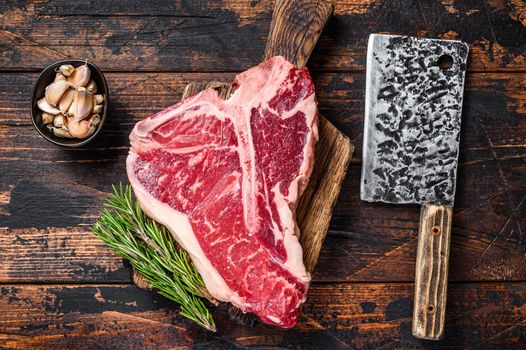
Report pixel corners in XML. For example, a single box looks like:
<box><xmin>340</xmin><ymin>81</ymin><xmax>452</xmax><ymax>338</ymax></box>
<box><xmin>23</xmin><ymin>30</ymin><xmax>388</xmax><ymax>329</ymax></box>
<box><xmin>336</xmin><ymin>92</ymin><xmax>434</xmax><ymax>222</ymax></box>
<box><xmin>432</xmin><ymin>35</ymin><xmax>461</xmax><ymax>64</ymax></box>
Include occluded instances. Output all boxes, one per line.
<box><xmin>263</xmin><ymin>0</ymin><xmax>333</xmax><ymax>68</ymax></box>
<box><xmin>413</xmin><ymin>204</ymin><xmax>453</xmax><ymax>340</ymax></box>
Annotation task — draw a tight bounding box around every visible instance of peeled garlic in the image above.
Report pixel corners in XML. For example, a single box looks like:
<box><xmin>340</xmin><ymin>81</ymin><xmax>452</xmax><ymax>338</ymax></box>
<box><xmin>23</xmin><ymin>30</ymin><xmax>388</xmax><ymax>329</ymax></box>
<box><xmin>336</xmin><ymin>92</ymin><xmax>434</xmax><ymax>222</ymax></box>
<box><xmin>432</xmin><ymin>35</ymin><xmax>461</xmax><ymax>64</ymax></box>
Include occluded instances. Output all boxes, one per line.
<box><xmin>68</xmin><ymin>63</ymin><xmax>91</xmax><ymax>87</ymax></box>
<box><xmin>53</xmin><ymin>114</ymin><xmax>66</xmax><ymax>128</ymax></box>
<box><xmin>71</xmin><ymin>87</ymin><xmax>94</xmax><ymax>121</ymax></box>
<box><xmin>86</xmin><ymin>80</ymin><xmax>97</xmax><ymax>93</ymax></box>
<box><xmin>94</xmin><ymin>94</ymin><xmax>104</xmax><ymax>104</ymax></box>
<box><xmin>45</xmin><ymin>80</ymin><xmax>72</xmax><ymax>107</ymax></box>
<box><xmin>92</xmin><ymin>104</ymin><xmax>102</xmax><ymax>114</ymax></box>
<box><xmin>42</xmin><ymin>112</ymin><xmax>55</xmax><ymax>124</ymax></box>
<box><xmin>54</xmin><ymin>72</ymin><xmax>66</xmax><ymax>82</ymax></box>
<box><xmin>50</xmin><ymin>126</ymin><xmax>74</xmax><ymax>138</ymax></box>
<box><xmin>67</xmin><ymin>114</ymin><xmax>98</xmax><ymax>139</ymax></box>
<box><xmin>59</xmin><ymin>64</ymin><xmax>75</xmax><ymax>77</ymax></box>
<box><xmin>38</xmin><ymin>98</ymin><xmax>61</xmax><ymax>115</ymax></box>
<box><xmin>58</xmin><ymin>88</ymin><xmax>76</xmax><ymax>112</ymax></box>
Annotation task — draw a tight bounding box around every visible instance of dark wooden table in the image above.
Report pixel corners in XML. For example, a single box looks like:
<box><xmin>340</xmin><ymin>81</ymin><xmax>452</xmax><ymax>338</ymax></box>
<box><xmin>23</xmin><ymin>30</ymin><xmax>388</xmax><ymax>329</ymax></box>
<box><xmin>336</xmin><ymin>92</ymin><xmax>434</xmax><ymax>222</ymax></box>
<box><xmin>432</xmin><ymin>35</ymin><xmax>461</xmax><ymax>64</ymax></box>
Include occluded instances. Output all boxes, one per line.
<box><xmin>1</xmin><ymin>1</ymin><xmax>525</xmax><ymax>349</ymax></box>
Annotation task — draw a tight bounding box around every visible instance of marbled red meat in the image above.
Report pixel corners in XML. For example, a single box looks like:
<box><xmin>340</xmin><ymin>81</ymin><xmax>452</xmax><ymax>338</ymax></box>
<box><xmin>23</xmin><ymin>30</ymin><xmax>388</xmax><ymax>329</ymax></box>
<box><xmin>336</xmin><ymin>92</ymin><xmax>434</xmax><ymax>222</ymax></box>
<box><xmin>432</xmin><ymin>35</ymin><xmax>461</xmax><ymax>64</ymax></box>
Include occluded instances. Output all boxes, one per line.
<box><xmin>126</xmin><ymin>56</ymin><xmax>318</xmax><ymax>328</ymax></box>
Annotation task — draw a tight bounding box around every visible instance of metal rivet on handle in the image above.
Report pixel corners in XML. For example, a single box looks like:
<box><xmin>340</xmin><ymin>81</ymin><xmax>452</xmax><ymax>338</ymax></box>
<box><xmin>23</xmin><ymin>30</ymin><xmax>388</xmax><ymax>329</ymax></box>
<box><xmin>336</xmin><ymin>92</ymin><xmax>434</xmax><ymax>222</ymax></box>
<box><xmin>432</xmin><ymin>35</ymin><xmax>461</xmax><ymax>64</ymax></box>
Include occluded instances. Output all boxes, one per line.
<box><xmin>427</xmin><ymin>304</ymin><xmax>436</xmax><ymax>314</ymax></box>
<box><xmin>431</xmin><ymin>226</ymin><xmax>441</xmax><ymax>236</ymax></box>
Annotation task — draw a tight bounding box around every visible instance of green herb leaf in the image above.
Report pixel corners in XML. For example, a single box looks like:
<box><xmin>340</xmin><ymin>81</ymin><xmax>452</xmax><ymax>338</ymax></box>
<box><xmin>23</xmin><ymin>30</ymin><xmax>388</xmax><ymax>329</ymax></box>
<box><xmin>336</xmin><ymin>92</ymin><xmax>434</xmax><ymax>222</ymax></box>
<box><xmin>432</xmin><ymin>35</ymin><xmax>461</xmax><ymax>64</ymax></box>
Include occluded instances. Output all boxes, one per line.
<box><xmin>92</xmin><ymin>184</ymin><xmax>216</xmax><ymax>332</ymax></box>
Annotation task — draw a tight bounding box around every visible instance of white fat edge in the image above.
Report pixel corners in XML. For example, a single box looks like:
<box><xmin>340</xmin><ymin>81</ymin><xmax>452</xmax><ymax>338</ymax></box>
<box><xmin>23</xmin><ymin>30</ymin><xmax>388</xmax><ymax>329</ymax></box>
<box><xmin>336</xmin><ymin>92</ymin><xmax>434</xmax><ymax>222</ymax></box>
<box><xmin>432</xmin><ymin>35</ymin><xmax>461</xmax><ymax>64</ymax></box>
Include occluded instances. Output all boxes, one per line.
<box><xmin>228</xmin><ymin>56</ymin><xmax>295</xmax><ymax>121</ymax></box>
<box><xmin>254</xmin><ymin>60</ymin><xmax>293</xmax><ymax>107</ymax></box>
<box><xmin>228</xmin><ymin>56</ymin><xmax>292</xmax><ymax>107</ymax></box>
<box><xmin>229</xmin><ymin>292</ymin><xmax>248</xmax><ymax>310</ymax></box>
<box><xmin>267</xmin><ymin>315</ymin><xmax>281</xmax><ymax>324</ymax></box>
<box><xmin>126</xmin><ymin>151</ymin><xmax>246</xmax><ymax>306</ymax></box>
<box><xmin>287</xmin><ymin>92</ymin><xmax>319</xmax><ymax>203</ymax></box>
<box><xmin>270</xmin><ymin>183</ymin><xmax>310</xmax><ymax>283</ymax></box>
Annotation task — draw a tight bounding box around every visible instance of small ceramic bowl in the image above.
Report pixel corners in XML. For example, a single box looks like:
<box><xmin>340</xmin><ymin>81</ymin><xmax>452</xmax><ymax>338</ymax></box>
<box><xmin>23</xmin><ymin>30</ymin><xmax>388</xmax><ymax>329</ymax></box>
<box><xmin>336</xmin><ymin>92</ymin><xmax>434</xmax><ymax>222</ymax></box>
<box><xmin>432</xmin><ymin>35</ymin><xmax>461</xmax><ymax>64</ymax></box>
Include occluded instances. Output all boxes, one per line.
<box><xmin>31</xmin><ymin>59</ymin><xmax>109</xmax><ymax>147</ymax></box>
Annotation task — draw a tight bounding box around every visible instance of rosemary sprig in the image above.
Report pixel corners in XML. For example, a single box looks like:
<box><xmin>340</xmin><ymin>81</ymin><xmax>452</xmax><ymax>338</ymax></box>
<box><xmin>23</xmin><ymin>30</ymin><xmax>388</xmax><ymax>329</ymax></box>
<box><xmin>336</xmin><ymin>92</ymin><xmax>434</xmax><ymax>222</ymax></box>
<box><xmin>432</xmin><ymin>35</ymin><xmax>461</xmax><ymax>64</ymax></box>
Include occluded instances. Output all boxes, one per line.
<box><xmin>92</xmin><ymin>184</ymin><xmax>216</xmax><ymax>332</ymax></box>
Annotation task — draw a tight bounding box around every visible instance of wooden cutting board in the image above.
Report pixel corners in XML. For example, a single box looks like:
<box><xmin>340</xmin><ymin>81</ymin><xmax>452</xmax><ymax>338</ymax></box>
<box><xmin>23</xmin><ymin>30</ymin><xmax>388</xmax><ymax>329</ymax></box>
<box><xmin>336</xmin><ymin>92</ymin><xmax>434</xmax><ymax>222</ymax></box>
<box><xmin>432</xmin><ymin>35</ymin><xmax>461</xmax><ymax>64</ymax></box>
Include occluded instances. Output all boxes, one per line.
<box><xmin>134</xmin><ymin>0</ymin><xmax>353</xmax><ymax>291</ymax></box>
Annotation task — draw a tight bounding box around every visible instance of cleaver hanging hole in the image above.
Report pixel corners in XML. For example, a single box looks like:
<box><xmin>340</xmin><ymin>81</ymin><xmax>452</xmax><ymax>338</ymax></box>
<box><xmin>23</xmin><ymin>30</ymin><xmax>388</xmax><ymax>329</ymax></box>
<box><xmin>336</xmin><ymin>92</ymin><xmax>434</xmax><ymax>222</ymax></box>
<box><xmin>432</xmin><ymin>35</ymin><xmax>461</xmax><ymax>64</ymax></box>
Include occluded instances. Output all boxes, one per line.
<box><xmin>437</xmin><ymin>54</ymin><xmax>454</xmax><ymax>70</ymax></box>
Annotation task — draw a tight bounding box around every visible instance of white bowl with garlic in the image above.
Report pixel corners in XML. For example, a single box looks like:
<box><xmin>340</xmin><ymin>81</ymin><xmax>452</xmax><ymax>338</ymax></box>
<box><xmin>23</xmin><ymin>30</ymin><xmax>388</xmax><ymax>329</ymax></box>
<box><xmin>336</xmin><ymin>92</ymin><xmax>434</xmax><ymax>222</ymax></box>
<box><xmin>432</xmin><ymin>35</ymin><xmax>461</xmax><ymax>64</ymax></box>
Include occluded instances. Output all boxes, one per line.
<box><xmin>31</xmin><ymin>59</ymin><xmax>108</xmax><ymax>147</ymax></box>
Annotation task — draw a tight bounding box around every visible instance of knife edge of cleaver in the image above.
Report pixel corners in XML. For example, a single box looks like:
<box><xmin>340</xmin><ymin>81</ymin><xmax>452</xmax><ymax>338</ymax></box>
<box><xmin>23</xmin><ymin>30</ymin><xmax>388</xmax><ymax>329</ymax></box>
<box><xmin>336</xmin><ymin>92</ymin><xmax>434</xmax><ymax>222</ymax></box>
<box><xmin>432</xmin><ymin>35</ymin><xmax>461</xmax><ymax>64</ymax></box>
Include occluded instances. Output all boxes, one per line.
<box><xmin>361</xmin><ymin>34</ymin><xmax>469</xmax><ymax>206</ymax></box>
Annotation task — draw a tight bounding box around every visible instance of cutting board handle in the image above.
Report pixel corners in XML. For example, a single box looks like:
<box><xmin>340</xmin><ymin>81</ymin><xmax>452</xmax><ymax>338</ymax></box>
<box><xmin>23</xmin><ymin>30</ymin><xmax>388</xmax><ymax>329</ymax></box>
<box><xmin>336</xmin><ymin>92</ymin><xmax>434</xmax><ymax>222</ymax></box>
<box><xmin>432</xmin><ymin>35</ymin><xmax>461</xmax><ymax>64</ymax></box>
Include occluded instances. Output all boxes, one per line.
<box><xmin>263</xmin><ymin>0</ymin><xmax>333</xmax><ymax>68</ymax></box>
<box><xmin>413</xmin><ymin>204</ymin><xmax>453</xmax><ymax>340</ymax></box>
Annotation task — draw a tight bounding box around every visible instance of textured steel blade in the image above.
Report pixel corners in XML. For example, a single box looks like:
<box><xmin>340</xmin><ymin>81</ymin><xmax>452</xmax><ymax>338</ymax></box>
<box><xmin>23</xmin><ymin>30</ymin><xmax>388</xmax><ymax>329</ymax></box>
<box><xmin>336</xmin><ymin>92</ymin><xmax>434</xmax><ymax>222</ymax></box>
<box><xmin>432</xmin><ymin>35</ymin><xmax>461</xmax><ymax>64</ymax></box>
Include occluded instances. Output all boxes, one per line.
<box><xmin>361</xmin><ymin>34</ymin><xmax>469</xmax><ymax>205</ymax></box>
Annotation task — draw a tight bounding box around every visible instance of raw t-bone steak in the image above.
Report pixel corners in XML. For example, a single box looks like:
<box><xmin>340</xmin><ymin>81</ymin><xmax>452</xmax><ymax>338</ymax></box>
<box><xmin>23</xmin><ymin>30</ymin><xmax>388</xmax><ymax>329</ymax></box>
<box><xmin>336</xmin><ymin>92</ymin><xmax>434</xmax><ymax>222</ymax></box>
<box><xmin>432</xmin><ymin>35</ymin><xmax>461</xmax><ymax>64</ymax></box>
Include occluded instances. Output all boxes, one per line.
<box><xmin>126</xmin><ymin>56</ymin><xmax>318</xmax><ymax>328</ymax></box>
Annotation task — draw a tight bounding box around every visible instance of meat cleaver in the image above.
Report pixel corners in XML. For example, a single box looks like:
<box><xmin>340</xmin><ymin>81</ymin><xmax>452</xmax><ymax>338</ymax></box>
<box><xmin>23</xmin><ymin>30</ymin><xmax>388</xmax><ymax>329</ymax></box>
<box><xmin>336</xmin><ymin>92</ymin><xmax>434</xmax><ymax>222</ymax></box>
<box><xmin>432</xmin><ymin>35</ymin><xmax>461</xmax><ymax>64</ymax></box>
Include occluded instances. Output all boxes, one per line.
<box><xmin>361</xmin><ymin>34</ymin><xmax>469</xmax><ymax>340</ymax></box>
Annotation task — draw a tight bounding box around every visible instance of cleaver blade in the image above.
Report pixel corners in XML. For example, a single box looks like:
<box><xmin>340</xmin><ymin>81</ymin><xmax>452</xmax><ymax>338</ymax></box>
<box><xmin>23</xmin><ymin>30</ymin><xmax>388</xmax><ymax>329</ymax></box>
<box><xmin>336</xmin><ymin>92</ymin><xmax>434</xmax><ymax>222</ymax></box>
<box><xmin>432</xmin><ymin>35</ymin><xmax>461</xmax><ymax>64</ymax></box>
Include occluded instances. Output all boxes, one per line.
<box><xmin>360</xmin><ymin>34</ymin><xmax>469</xmax><ymax>341</ymax></box>
<box><xmin>361</xmin><ymin>34</ymin><xmax>469</xmax><ymax>206</ymax></box>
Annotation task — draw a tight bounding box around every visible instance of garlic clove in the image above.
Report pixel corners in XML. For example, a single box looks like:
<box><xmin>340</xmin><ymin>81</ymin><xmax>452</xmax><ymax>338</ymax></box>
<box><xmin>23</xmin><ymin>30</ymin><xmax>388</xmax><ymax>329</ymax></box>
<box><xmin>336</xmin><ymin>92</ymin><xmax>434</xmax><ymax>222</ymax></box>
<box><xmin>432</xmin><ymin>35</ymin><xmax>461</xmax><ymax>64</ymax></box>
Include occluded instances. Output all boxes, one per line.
<box><xmin>45</xmin><ymin>80</ymin><xmax>72</xmax><ymax>107</ymax></box>
<box><xmin>58</xmin><ymin>88</ymin><xmax>76</xmax><ymax>112</ymax></box>
<box><xmin>94</xmin><ymin>94</ymin><xmax>104</xmax><ymax>104</ymax></box>
<box><xmin>92</xmin><ymin>104</ymin><xmax>102</xmax><ymax>114</ymax></box>
<box><xmin>54</xmin><ymin>72</ymin><xmax>66</xmax><ymax>82</ymax></box>
<box><xmin>68</xmin><ymin>63</ymin><xmax>91</xmax><ymax>87</ymax></box>
<box><xmin>59</xmin><ymin>64</ymin><xmax>75</xmax><ymax>77</ymax></box>
<box><xmin>67</xmin><ymin>114</ymin><xmax>97</xmax><ymax>139</ymax></box>
<box><xmin>68</xmin><ymin>96</ymin><xmax>76</xmax><ymax>115</ymax></box>
<box><xmin>38</xmin><ymin>98</ymin><xmax>62</xmax><ymax>115</ymax></box>
<box><xmin>42</xmin><ymin>112</ymin><xmax>55</xmax><ymax>124</ymax></box>
<box><xmin>86</xmin><ymin>80</ymin><xmax>97</xmax><ymax>94</ymax></box>
<box><xmin>51</xmin><ymin>126</ymin><xmax>74</xmax><ymax>138</ymax></box>
<box><xmin>53</xmin><ymin>114</ymin><xmax>66</xmax><ymax>128</ymax></box>
<box><xmin>72</xmin><ymin>87</ymin><xmax>94</xmax><ymax>121</ymax></box>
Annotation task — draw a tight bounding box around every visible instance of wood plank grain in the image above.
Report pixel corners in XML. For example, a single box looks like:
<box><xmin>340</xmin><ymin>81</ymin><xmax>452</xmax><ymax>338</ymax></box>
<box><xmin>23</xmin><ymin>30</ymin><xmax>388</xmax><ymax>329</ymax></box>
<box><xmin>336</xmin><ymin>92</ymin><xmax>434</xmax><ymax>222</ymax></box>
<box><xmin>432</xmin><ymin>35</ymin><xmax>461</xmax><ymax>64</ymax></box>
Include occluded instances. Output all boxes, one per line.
<box><xmin>297</xmin><ymin>117</ymin><xmax>353</xmax><ymax>273</ymax></box>
<box><xmin>0</xmin><ymin>179</ymin><xmax>129</xmax><ymax>283</ymax></box>
<box><xmin>317</xmin><ymin>158</ymin><xmax>526</xmax><ymax>282</ymax></box>
<box><xmin>263</xmin><ymin>0</ymin><xmax>332</xmax><ymax>67</ymax></box>
<box><xmin>0</xmin><ymin>1</ymin><xmax>525</xmax><ymax>72</ymax></box>
<box><xmin>0</xmin><ymin>227</ymin><xmax>129</xmax><ymax>283</ymax></box>
<box><xmin>0</xmin><ymin>72</ymin><xmax>524</xmax><ymax>283</ymax></box>
<box><xmin>1</xmin><ymin>159</ymin><xmax>523</xmax><ymax>284</ymax></box>
<box><xmin>3</xmin><ymin>71</ymin><xmax>525</xmax><ymax>162</ymax></box>
<box><xmin>0</xmin><ymin>282</ymin><xmax>525</xmax><ymax>349</ymax></box>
